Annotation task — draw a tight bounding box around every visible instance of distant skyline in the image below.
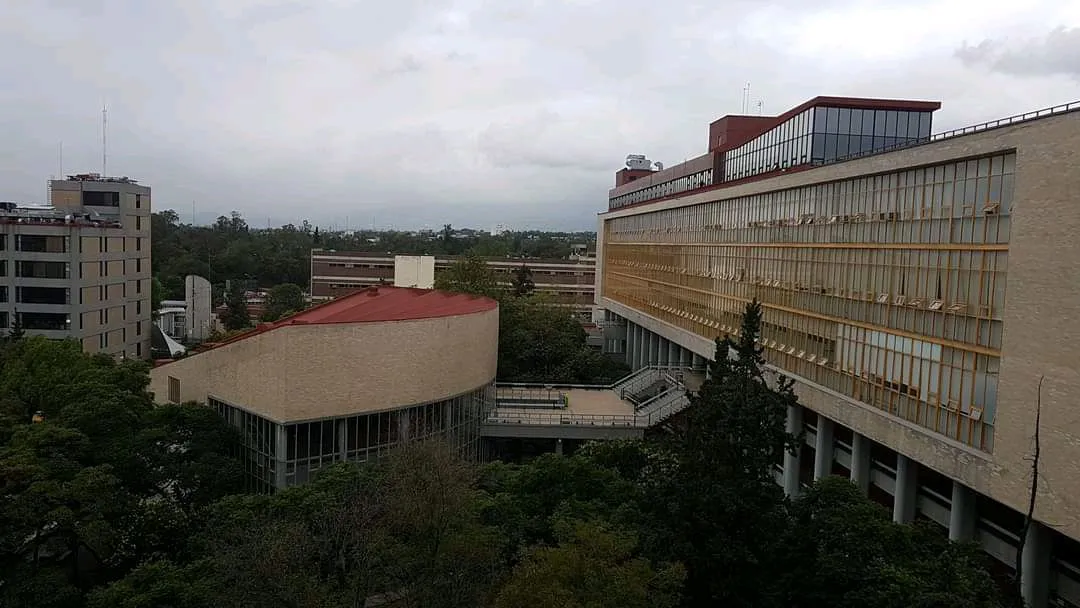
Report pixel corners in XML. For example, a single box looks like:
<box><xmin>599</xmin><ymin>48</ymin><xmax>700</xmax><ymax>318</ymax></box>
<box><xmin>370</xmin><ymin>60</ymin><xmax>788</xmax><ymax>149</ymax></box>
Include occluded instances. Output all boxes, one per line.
<box><xmin>1</xmin><ymin>1</ymin><xmax>1078</xmax><ymax>231</ymax></box>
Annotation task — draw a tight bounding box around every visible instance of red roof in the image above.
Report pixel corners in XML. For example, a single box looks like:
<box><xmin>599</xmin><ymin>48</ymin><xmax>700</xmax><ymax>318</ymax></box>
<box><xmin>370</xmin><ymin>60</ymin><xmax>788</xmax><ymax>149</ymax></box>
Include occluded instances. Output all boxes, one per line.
<box><xmin>156</xmin><ymin>287</ymin><xmax>496</xmax><ymax>365</ymax></box>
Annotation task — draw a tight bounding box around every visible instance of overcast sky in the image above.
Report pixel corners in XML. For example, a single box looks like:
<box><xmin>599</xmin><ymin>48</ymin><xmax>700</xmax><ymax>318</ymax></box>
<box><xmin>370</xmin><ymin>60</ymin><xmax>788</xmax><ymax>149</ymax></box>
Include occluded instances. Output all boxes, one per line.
<box><xmin>1</xmin><ymin>0</ymin><xmax>1078</xmax><ymax>231</ymax></box>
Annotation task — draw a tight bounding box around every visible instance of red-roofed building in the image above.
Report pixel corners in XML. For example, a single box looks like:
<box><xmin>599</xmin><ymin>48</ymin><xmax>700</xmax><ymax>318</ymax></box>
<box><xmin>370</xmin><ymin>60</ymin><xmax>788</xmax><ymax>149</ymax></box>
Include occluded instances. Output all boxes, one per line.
<box><xmin>148</xmin><ymin>286</ymin><xmax>499</xmax><ymax>491</ymax></box>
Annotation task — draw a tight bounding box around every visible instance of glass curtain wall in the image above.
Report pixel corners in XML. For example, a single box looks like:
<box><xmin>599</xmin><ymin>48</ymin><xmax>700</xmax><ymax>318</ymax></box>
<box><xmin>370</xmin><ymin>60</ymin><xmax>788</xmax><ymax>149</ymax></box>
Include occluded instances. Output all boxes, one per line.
<box><xmin>602</xmin><ymin>153</ymin><xmax>1013</xmax><ymax>452</ymax></box>
<box><xmin>210</xmin><ymin>383</ymin><xmax>492</xmax><ymax>493</ymax></box>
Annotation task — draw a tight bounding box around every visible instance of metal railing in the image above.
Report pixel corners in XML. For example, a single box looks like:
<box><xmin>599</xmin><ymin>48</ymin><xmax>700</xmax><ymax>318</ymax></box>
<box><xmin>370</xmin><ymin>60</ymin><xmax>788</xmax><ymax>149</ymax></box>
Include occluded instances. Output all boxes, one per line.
<box><xmin>608</xmin><ymin>98</ymin><xmax>1080</xmax><ymax>210</ymax></box>
<box><xmin>829</xmin><ymin>99</ymin><xmax>1080</xmax><ymax>164</ymax></box>
<box><xmin>486</xmin><ymin>364</ymin><xmax>695</xmax><ymax>428</ymax></box>
<box><xmin>495</xmin><ymin>386</ymin><xmax>568</xmax><ymax>408</ymax></box>
<box><xmin>485</xmin><ymin>411</ymin><xmax>638</xmax><ymax>427</ymax></box>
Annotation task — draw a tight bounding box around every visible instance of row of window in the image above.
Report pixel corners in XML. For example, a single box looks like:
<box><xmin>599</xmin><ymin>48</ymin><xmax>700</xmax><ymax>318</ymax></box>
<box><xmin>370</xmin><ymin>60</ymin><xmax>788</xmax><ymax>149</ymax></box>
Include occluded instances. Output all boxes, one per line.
<box><xmin>607</xmin><ymin>284</ymin><xmax>994</xmax><ymax>450</ymax></box>
<box><xmin>607</xmin><ymin>245</ymin><xmax>1008</xmax><ymax>324</ymax></box>
<box><xmin>209</xmin><ymin>386</ymin><xmax>492</xmax><ymax>492</ymax></box>
<box><xmin>610</xmin><ymin>168</ymin><xmax>715</xmax><ymax>209</ymax></box>
<box><xmin>609</xmin><ymin>153</ymin><xmax>1017</xmax><ymax>247</ymax></box>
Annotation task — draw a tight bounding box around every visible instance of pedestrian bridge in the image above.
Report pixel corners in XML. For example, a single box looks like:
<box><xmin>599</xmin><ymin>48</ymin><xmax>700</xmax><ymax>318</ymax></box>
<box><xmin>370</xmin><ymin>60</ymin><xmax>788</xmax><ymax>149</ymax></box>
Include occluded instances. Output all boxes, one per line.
<box><xmin>480</xmin><ymin>366</ymin><xmax>702</xmax><ymax>441</ymax></box>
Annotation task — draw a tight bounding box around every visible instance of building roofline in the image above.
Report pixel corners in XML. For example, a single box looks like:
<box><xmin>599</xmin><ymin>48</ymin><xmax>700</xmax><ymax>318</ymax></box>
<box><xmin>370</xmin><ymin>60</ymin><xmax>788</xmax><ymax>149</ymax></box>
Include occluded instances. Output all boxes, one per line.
<box><xmin>154</xmin><ymin>286</ymin><xmax>498</xmax><ymax>366</ymax></box>
<box><xmin>606</xmin><ymin>97</ymin><xmax>1080</xmax><ymax>214</ymax></box>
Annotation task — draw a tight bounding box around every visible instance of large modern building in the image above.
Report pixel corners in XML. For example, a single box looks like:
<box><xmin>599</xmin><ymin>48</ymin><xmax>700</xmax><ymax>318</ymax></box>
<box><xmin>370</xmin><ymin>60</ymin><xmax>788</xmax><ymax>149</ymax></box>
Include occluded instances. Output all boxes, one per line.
<box><xmin>310</xmin><ymin>250</ymin><xmax>596</xmax><ymax>319</ymax></box>
<box><xmin>0</xmin><ymin>173</ymin><xmax>152</xmax><ymax>358</ymax></box>
<box><xmin>149</xmin><ymin>286</ymin><xmax>499</xmax><ymax>491</ymax></box>
<box><xmin>595</xmin><ymin>96</ymin><xmax>1080</xmax><ymax>608</ymax></box>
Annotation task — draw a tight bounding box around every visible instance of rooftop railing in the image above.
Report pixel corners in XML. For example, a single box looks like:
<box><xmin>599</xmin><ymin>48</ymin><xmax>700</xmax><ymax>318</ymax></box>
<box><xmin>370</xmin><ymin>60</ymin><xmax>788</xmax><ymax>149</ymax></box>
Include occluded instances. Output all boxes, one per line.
<box><xmin>610</xmin><ymin>98</ymin><xmax>1080</xmax><ymax>208</ymax></box>
<box><xmin>830</xmin><ymin>99</ymin><xmax>1080</xmax><ymax>164</ymax></box>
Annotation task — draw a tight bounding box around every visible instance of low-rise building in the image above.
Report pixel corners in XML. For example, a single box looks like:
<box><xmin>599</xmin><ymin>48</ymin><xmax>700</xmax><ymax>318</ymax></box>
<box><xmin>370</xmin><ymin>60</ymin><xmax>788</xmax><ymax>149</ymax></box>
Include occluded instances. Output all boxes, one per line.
<box><xmin>310</xmin><ymin>250</ymin><xmax>595</xmax><ymax>319</ymax></box>
<box><xmin>149</xmin><ymin>286</ymin><xmax>499</xmax><ymax>491</ymax></box>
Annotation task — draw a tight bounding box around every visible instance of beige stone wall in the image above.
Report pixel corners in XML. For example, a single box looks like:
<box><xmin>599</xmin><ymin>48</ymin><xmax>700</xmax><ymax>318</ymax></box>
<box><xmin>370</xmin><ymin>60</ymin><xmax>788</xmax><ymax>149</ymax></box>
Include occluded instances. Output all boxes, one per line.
<box><xmin>150</xmin><ymin>307</ymin><xmax>499</xmax><ymax>423</ymax></box>
<box><xmin>598</xmin><ymin>109</ymin><xmax>1080</xmax><ymax>539</ymax></box>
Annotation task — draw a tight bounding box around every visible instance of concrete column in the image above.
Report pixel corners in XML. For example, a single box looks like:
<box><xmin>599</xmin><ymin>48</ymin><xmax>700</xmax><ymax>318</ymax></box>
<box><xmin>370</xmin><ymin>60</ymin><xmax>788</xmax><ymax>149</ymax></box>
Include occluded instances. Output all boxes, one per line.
<box><xmin>630</xmin><ymin>326</ymin><xmax>639</xmax><ymax>369</ymax></box>
<box><xmin>336</xmin><ymin>419</ymin><xmax>347</xmax><ymax>461</ymax></box>
<box><xmin>813</xmin><ymin>417</ymin><xmax>835</xmax><ymax>480</ymax></box>
<box><xmin>274</xmin><ymin>424</ymin><xmax>288</xmax><ymax>490</ymax></box>
<box><xmin>1021</xmin><ymin>521</ymin><xmax>1051</xmax><ymax>608</ymax></box>
<box><xmin>554</xmin><ymin>438</ymin><xmax>564</xmax><ymax>456</ymax></box>
<box><xmin>658</xmin><ymin>338</ymin><xmax>670</xmax><ymax>366</ymax></box>
<box><xmin>893</xmin><ymin>454</ymin><xmax>918</xmax><ymax>524</ymax></box>
<box><xmin>626</xmin><ymin>323</ymin><xmax>637</xmax><ymax>370</ymax></box>
<box><xmin>648</xmin><ymin>332</ymin><xmax>659</xmax><ymax>367</ymax></box>
<box><xmin>850</xmin><ymin>432</ymin><xmax>871</xmax><ymax>494</ymax></box>
<box><xmin>783</xmin><ymin>404</ymin><xmax>803</xmax><ymax>497</ymax></box>
<box><xmin>948</xmin><ymin>481</ymin><xmax>977</xmax><ymax>541</ymax></box>
<box><xmin>680</xmin><ymin>347</ymin><xmax>692</xmax><ymax>367</ymax></box>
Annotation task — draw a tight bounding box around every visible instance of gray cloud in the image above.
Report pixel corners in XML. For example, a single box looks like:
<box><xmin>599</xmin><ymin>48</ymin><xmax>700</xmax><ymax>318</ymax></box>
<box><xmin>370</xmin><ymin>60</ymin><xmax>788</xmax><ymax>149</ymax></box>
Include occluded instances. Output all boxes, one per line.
<box><xmin>0</xmin><ymin>0</ymin><xmax>1078</xmax><ymax>231</ymax></box>
<box><xmin>957</xmin><ymin>26</ymin><xmax>1080</xmax><ymax>78</ymax></box>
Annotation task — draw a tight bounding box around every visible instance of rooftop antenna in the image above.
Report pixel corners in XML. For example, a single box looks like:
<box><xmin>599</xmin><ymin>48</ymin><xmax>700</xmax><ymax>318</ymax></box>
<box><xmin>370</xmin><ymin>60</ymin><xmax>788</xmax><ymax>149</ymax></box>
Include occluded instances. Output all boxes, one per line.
<box><xmin>101</xmin><ymin>103</ymin><xmax>108</xmax><ymax>176</ymax></box>
<box><xmin>742</xmin><ymin>82</ymin><xmax>751</xmax><ymax>114</ymax></box>
<box><xmin>756</xmin><ymin>100</ymin><xmax>764</xmax><ymax>115</ymax></box>
<box><xmin>59</xmin><ymin>141</ymin><xmax>63</xmax><ymax>178</ymax></box>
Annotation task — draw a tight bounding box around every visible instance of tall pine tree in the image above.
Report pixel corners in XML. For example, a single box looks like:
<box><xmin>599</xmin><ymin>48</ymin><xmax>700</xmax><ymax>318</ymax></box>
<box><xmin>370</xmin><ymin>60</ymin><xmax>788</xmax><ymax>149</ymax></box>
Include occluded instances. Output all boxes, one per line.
<box><xmin>659</xmin><ymin>299</ymin><xmax>801</xmax><ymax>608</ymax></box>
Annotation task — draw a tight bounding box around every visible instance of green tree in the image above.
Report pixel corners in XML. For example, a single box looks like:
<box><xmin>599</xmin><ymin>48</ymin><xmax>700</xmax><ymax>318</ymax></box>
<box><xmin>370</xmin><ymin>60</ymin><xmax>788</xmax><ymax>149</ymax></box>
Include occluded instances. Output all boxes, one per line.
<box><xmin>649</xmin><ymin>299</ymin><xmax>798</xmax><ymax>607</ymax></box>
<box><xmin>780</xmin><ymin>476</ymin><xmax>1021</xmax><ymax>608</ymax></box>
<box><xmin>220</xmin><ymin>288</ymin><xmax>250</xmax><ymax>332</ymax></box>
<box><xmin>6</xmin><ymin>309</ymin><xmax>24</xmax><ymax>341</ymax></box>
<box><xmin>493</xmin><ymin>519</ymin><xmax>685</xmax><ymax>608</ymax></box>
<box><xmin>435</xmin><ymin>254</ymin><xmax>502</xmax><ymax>298</ymax></box>
<box><xmin>511</xmin><ymin>264</ymin><xmax>535</xmax><ymax>297</ymax></box>
<box><xmin>150</xmin><ymin>276</ymin><xmax>164</xmax><ymax>318</ymax></box>
<box><xmin>261</xmin><ymin>283</ymin><xmax>306</xmax><ymax>322</ymax></box>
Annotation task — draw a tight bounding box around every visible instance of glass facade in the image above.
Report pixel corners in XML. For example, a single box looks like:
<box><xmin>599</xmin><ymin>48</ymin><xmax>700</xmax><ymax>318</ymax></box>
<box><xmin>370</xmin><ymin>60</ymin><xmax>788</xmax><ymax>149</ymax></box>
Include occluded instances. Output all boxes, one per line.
<box><xmin>210</xmin><ymin>384</ymin><xmax>492</xmax><ymax>493</ymax></box>
<box><xmin>611</xmin><ymin>104</ymin><xmax>935</xmax><ymax>210</ymax></box>
<box><xmin>610</xmin><ymin>167</ymin><xmax>715</xmax><ymax>210</ymax></box>
<box><xmin>725</xmin><ymin>107</ymin><xmax>933</xmax><ymax>182</ymax></box>
<box><xmin>602</xmin><ymin>153</ymin><xmax>1015</xmax><ymax>452</ymax></box>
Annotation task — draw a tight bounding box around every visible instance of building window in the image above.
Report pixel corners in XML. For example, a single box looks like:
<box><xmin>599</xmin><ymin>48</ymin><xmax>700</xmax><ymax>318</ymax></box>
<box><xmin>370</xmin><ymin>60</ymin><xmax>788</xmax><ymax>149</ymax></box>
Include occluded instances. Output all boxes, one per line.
<box><xmin>136</xmin><ymin>300</ymin><xmax>142</xmax><ymax>315</ymax></box>
<box><xmin>135</xmin><ymin>194</ymin><xmax>142</xmax><ymax>209</ymax></box>
<box><xmin>136</xmin><ymin>321</ymin><xmax>142</xmax><ymax>336</ymax></box>
<box><xmin>168</xmin><ymin>376</ymin><xmax>181</xmax><ymax>403</ymax></box>
<box><xmin>136</xmin><ymin>237</ymin><xmax>142</xmax><ymax>251</ymax></box>
<box><xmin>136</xmin><ymin>342</ymin><xmax>142</xmax><ymax>357</ymax></box>
<box><xmin>0</xmin><ymin>286</ymin><xmax>6</xmax><ymax>303</ymax></box>
<box><xmin>99</xmin><ymin>332</ymin><xmax>108</xmax><ymax>349</ymax></box>
<box><xmin>135</xmin><ymin>215</ymin><xmax>142</xmax><ymax>230</ymax></box>
<box><xmin>135</xmin><ymin>279</ymin><xmax>142</xmax><ymax>294</ymax></box>
<box><xmin>136</xmin><ymin>258</ymin><xmax>142</xmax><ymax>273</ymax></box>
<box><xmin>83</xmin><ymin>191</ymin><xmax>120</xmax><ymax>207</ymax></box>
<box><xmin>22</xmin><ymin>312</ymin><xmax>70</xmax><ymax>331</ymax></box>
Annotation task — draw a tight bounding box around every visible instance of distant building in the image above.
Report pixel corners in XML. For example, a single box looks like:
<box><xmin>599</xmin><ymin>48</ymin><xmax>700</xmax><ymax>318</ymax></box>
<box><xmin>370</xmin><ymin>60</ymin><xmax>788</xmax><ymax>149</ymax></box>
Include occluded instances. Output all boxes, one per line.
<box><xmin>184</xmin><ymin>275</ymin><xmax>212</xmax><ymax>341</ymax></box>
<box><xmin>149</xmin><ymin>286</ymin><xmax>498</xmax><ymax>491</ymax></box>
<box><xmin>155</xmin><ymin>299</ymin><xmax>187</xmax><ymax>338</ymax></box>
<box><xmin>393</xmin><ymin>255</ymin><xmax>435</xmax><ymax>289</ymax></box>
<box><xmin>310</xmin><ymin>250</ymin><xmax>595</xmax><ymax>319</ymax></box>
<box><xmin>0</xmin><ymin>173</ymin><xmax>152</xmax><ymax>358</ymax></box>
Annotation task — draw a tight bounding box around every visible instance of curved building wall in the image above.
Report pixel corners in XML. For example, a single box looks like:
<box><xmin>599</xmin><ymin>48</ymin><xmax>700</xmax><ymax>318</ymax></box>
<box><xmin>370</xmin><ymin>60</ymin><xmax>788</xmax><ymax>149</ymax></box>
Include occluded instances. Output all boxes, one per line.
<box><xmin>150</xmin><ymin>306</ymin><xmax>499</xmax><ymax>422</ymax></box>
<box><xmin>149</xmin><ymin>305</ymin><xmax>498</xmax><ymax>491</ymax></box>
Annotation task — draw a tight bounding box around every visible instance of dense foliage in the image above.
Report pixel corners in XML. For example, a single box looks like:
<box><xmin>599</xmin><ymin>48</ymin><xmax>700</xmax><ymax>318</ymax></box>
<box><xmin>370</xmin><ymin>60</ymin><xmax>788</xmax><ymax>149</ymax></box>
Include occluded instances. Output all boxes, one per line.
<box><xmin>0</xmin><ymin>337</ymin><xmax>246</xmax><ymax>607</ymax></box>
<box><xmin>435</xmin><ymin>255</ymin><xmax>628</xmax><ymax>384</ymax></box>
<box><xmin>151</xmin><ymin>210</ymin><xmax>592</xmax><ymax>302</ymax></box>
<box><xmin>0</xmin><ymin>305</ymin><xmax>1020</xmax><ymax>608</ymax></box>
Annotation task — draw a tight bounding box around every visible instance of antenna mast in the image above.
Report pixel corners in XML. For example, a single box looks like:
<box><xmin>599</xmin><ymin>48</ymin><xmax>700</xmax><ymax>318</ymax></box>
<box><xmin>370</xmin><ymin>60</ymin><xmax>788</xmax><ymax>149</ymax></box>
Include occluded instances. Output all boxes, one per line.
<box><xmin>101</xmin><ymin>103</ymin><xmax>108</xmax><ymax>176</ymax></box>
